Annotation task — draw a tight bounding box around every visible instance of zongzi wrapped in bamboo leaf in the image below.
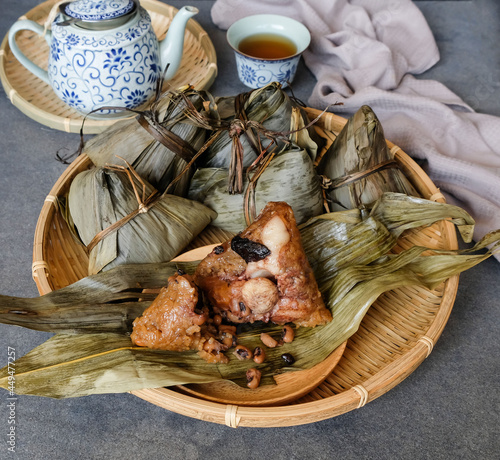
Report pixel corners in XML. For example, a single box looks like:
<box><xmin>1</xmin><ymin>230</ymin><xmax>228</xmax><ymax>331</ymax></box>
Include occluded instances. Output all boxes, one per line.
<box><xmin>188</xmin><ymin>143</ymin><xmax>324</xmax><ymax>233</ymax></box>
<box><xmin>82</xmin><ymin>87</ymin><xmax>210</xmax><ymax>196</ymax></box>
<box><xmin>199</xmin><ymin>82</ymin><xmax>294</xmax><ymax>169</ymax></box>
<box><xmin>67</xmin><ymin>165</ymin><xmax>216</xmax><ymax>274</ymax></box>
<box><xmin>198</xmin><ymin>82</ymin><xmax>322</xmax><ymax>170</ymax></box>
<box><xmin>316</xmin><ymin>105</ymin><xmax>419</xmax><ymax>211</ymax></box>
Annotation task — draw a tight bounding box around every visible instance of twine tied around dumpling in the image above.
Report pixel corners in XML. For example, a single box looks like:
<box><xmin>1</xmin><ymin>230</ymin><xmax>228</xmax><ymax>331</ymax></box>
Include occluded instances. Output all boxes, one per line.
<box><xmin>85</xmin><ymin>157</ymin><xmax>159</xmax><ymax>253</ymax></box>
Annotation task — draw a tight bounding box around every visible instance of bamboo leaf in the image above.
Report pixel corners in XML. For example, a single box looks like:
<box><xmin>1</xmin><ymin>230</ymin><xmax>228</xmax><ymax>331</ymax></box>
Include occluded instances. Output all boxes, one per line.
<box><xmin>0</xmin><ymin>322</ymin><xmax>331</xmax><ymax>398</ymax></box>
<box><xmin>0</xmin><ymin>333</ymin><xmax>224</xmax><ymax>398</ymax></box>
<box><xmin>188</xmin><ymin>144</ymin><xmax>324</xmax><ymax>233</ymax></box>
<box><xmin>310</xmin><ymin>235</ymin><xmax>499</xmax><ymax>359</ymax></box>
<box><xmin>300</xmin><ymin>192</ymin><xmax>476</xmax><ymax>289</ymax></box>
<box><xmin>2</xmin><ymin>231</ymin><xmax>497</xmax><ymax>399</ymax></box>
<box><xmin>0</xmin><ymin>261</ymin><xmax>197</xmax><ymax>333</ymax></box>
<box><xmin>369</xmin><ymin>192</ymin><xmax>475</xmax><ymax>242</ymax></box>
<box><xmin>289</xmin><ymin>106</ymin><xmax>323</xmax><ymax>161</ymax></box>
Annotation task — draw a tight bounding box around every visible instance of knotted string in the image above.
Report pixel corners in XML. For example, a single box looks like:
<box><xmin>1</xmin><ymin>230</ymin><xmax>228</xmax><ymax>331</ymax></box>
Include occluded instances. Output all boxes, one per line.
<box><xmin>320</xmin><ymin>159</ymin><xmax>400</xmax><ymax>192</ymax></box>
<box><xmin>56</xmin><ymin>65</ymin><xmax>199</xmax><ymax>165</ymax></box>
<box><xmin>67</xmin><ymin>83</ymin><xmax>335</xmax><ymax>250</ymax></box>
<box><xmin>86</xmin><ymin>158</ymin><xmax>159</xmax><ymax>254</ymax></box>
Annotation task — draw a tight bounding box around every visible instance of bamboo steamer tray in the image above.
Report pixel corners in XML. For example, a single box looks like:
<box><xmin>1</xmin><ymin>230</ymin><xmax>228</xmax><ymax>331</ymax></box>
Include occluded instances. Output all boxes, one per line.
<box><xmin>0</xmin><ymin>0</ymin><xmax>217</xmax><ymax>134</ymax></box>
<box><xmin>32</xmin><ymin>107</ymin><xmax>458</xmax><ymax>428</ymax></box>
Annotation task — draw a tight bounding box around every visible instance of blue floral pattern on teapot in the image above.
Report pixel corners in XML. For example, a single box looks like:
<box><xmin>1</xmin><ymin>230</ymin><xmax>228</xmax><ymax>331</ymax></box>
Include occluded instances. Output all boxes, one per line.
<box><xmin>8</xmin><ymin>1</ymin><xmax>199</xmax><ymax>117</ymax></box>
<box><xmin>49</xmin><ymin>8</ymin><xmax>159</xmax><ymax>114</ymax></box>
<box><xmin>64</xmin><ymin>0</ymin><xmax>136</xmax><ymax>21</ymax></box>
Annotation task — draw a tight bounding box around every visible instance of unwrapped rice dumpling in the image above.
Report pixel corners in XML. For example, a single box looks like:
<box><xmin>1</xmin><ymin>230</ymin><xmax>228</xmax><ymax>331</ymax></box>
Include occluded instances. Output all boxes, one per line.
<box><xmin>194</xmin><ymin>201</ymin><xmax>332</xmax><ymax>328</ymax></box>
<box><xmin>131</xmin><ymin>274</ymin><xmax>229</xmax><ymax>364</ymax></box>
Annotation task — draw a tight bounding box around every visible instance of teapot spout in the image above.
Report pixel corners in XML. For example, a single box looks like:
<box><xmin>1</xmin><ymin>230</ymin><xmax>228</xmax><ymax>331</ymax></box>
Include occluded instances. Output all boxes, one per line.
<box><xmin>159</xmin><ymin>5</ymin><xmax>199</xmax><ymax>81</ymax></box>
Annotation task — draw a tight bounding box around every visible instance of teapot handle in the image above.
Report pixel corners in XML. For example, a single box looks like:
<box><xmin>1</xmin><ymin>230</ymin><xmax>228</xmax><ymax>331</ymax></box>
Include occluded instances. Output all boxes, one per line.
<box><xmin>8</xmin><ymin>20</ymin><xmax>50</xmax><ymax>85</ymax></box>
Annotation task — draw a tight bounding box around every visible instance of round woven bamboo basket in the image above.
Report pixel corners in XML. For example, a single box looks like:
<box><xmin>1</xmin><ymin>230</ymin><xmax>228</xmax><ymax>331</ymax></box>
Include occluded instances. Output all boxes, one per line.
<box><xmin>0</xmin><ymin>0</ymin><xmax>217</xmax><ymax>134</ymax></box>
<box><xmin>32</xmin><ymin>107</ymin><xmax>458</xmax><ymax>428</ymax></box>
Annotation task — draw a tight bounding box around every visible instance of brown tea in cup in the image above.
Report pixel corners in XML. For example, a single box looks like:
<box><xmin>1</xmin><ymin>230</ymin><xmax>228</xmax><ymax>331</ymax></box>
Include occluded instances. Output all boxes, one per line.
<box><xmin>238</xmin><ymin>33</ymin><xmax>297</xmax><ymax>59</ymax></box>
<box><xmin>227</xmin><ymin>14</ymin><xmax>311</xmax><ymax>88</ymax></box>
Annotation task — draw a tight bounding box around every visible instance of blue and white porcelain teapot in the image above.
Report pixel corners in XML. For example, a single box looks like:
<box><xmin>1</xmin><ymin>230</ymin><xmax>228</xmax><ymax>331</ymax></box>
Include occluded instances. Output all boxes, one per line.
<box><xmin>8</xmin><ymin>0</ymin><xmax>198</xmax><ymax>115</ymax></box>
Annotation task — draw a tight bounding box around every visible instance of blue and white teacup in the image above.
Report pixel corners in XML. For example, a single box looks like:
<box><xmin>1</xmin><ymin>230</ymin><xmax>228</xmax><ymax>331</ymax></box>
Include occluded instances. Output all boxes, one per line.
<box><xmin>227</xmin><ymin>14</ymin><xmax>311</xmax><ymax>89</ymax></box>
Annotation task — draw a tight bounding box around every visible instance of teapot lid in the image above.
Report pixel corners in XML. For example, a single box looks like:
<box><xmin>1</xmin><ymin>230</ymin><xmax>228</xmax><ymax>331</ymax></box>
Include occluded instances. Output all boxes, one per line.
<box><xmin>59</xmin><ymin>0</ymin><xmax>138</xmax><ymax>30</ymax></box>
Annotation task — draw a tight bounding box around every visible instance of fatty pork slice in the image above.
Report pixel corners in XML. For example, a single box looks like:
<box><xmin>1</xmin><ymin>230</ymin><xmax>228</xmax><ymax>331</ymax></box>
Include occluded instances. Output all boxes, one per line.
<box><xmin>194</xmin><ymin>202</ymin><xmax>332</xmax><ymax>327</ymax></box>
